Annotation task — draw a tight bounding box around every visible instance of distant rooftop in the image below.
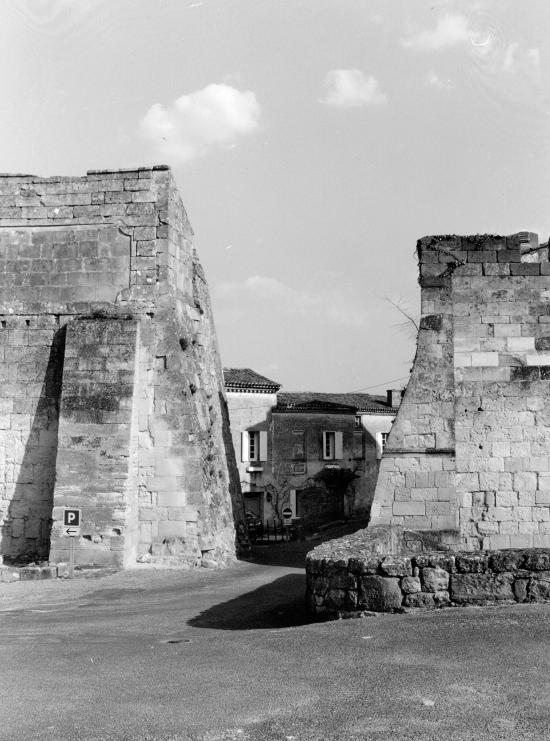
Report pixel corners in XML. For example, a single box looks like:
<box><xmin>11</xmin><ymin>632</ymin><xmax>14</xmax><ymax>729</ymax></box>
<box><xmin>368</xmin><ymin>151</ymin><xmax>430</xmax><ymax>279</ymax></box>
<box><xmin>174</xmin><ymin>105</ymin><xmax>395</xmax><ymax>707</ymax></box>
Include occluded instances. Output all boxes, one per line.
<box><xmin>275</xmin><ymin>391</ymin><xmax>398</xmax><ymax>414</ymax></box>
<box><xmin>223</xmin><ymin>368</ymin><xmax>281</xmax><ymax>392</ymax></box>
<box><xmin>224</xmin><ymin>369</ymin><xmax>402</xmax><ymax>412</ymax></box>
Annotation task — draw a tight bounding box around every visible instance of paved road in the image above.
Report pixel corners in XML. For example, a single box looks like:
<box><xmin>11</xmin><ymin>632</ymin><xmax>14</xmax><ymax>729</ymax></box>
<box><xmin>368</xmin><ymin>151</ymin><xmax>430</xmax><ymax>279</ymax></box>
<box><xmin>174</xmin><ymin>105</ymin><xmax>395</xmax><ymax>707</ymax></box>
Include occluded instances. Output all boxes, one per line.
<box><xmin>1</xmin><ymin>551</ymin><xmax>550</xmax><ymax>741</ymax></box>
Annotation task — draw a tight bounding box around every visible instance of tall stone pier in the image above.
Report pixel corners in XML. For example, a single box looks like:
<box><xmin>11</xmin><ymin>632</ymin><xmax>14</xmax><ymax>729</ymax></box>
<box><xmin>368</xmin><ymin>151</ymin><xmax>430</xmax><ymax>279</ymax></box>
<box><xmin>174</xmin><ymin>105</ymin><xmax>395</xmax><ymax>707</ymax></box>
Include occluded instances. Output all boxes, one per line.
<box><xmin>370</xmin><ymin>231</ymin><xmax>550</xmax><ymax>552</ymax></box>
<box><xmin>307</xmin><ymin>232</ymin><xmax>550</xmax><ymax>616</ymax></box>
<box><xmin>0</xmin><ymin>166</ymin><xmax>244</xmax><ymax>568</ymax></box>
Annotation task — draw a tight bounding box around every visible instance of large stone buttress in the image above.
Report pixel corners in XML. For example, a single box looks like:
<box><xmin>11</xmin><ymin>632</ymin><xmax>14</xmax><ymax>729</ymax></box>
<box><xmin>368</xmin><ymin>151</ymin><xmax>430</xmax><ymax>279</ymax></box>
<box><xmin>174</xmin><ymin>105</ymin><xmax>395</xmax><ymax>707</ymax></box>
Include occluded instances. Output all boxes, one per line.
<box><xmin>0</xmin><ymin>166</ymin><xmax>245</xmax><ymax>568</ymax></box>
<box><xmin>370</xmin><ymin>232</ymin><xmax>550</xmax><ymax>552</ymax></box>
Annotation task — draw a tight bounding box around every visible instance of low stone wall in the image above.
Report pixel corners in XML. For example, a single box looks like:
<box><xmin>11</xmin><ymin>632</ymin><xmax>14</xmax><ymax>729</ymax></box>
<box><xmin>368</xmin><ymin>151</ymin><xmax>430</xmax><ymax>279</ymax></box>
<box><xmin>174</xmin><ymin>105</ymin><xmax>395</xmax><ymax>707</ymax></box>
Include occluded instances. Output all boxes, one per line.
<box><xmin>306</xmin><ymin>538</ymin><xmax>550</xmax><ymax>618</ymax></box>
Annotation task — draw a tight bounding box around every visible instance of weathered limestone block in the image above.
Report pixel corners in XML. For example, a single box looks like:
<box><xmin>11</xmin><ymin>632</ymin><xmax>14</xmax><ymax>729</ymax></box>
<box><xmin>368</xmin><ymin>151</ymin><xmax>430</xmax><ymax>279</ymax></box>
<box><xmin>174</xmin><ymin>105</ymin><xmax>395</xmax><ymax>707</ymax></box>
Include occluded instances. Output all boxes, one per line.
<box><xmin>488</xmin><ymin>550</ymin><xmax>525</xmax><ymax>572</ymax></box>
<box><xmin>358</xmin><ymin>575</ymin><xmax>402</xmax><ymax>612</ymax></box>
<box><xmin>348</xmin><ymin>556</ymin><xmax>385</xmax><ymax>574</ymax></box>
<box><xmin>0</xmin><ymin>567</ymin><xmax>20</xmax><ymax>582</ymax></box>
<box><xmin>421</xmin><ymin>566</ymin><xmax>449</xmax><ymax>592</ymax></box>
<box><xmin>455</xmin><ymin>554</ymin><xmax>489</xmax><ymax>573</ymax></box>
<box><xmin>414</xmin><ymin>553</ymin><xmax>456</xmax><ymax>572</ymax></box>
<box><xmin>324</xmin><ymin>588</ymin><xmax>347</xmax><ymax>610</ymax></box>
<box><xmin>527</xmin><ymin>571</ymin><xmax>550</xmax><ymax>602</ymax></box>
<box><xmin>401</xmin><ymin>575</ymin><xmax>421</xmax><ymax>594</ymax></box>
<box><xmin>523</xmin><ymin>551</ymin><xmax>550</xmax><ymax>571</ymax></box>
<box><xmin>433</xmin><ymin>590</ymin><xmax>451</xmax><ymax>605</ymax></box>
<box><xmin>450</xmin><ymin>573</ymin><xmax>514</xmax><ymax>603</ymax></box>
<box><xmin>403</xmin><ymin>592</ymin><xmax>435</xmax><ymax>608</ymax></box>
<box><xmin>19</xmin><ymin>565</ymin><xmax>57</xmax><ymax>580</ymax></box>
<box><xmin>380</xmin><ymin>555</ymin><xmax>412</xmax><ymax>576</ymax></box>
<box><xmin>326</xmin><ymin>569</ymin><xmax>357</xmax><ymax>590</ymax></box>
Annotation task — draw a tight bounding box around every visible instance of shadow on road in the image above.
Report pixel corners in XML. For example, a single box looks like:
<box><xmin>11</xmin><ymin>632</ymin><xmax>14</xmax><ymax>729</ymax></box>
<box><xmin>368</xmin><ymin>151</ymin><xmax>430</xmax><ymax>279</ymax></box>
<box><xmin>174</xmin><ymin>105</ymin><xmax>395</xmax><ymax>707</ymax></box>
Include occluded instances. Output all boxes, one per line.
<box><xmin>242</xmin><ymin>517</ymin><xmax>370</xmax><ymax>569</ymax></box>
<box><xmin>190</xmin><ymin>521</ymin><xmax>369</xmax><ymax>631</ymax></box>
<box><xmin>244</xmin><ymin>541</ymin><xmax>313</xmax><ymax>568</ymax></box>
<box><xmin>188</xmin><ymin>573</ymin><xmax>310</xmax><ymax>630</ymax></box>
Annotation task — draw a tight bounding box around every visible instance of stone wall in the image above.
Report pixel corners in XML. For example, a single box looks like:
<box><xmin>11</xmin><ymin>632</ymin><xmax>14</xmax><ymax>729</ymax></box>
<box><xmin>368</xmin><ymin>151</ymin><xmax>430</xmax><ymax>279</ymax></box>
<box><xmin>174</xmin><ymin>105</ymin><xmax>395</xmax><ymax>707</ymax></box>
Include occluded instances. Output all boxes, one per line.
<box><xmin>0</xmin><ymin>166</ymin><xmax>244</xmax><ymax>568</ymax></box>
<box><xmin>370</xmin><ymin>232</ymin><xmax>550</xmax><ymax>551</ymax></box>
<box><xmin>306</xmin><ymin>533</ymin><xmax>550</xmax><ymax>617</ymax></box>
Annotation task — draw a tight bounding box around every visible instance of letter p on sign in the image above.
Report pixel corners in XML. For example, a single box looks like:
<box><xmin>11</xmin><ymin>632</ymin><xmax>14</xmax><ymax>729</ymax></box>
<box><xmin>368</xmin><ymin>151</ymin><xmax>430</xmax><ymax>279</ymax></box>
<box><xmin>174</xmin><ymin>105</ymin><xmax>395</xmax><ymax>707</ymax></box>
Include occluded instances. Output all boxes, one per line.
<box><xmin>63</xmin><ymin>509</ymin><xmax>81</xmax><ymax>527</ymax></box>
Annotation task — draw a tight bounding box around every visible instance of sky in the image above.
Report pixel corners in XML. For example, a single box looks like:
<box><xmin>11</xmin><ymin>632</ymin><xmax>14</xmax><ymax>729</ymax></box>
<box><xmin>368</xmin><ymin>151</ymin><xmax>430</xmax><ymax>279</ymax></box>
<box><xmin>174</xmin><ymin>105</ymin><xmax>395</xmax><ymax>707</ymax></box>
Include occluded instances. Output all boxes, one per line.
<box><xmin>1</xmin><ymin>0</ymin><xmax>549</xmax><ymax>393</ymax></box>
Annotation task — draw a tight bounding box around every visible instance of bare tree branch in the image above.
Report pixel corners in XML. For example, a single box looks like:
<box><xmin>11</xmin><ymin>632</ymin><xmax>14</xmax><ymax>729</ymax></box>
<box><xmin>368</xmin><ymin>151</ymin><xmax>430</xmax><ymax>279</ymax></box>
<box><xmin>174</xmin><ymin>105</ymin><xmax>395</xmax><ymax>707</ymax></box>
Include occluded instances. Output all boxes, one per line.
<box><xmin>384</xmin><ymin>296</ymin><xmax>419</xmax><ymax>335</ymax></box>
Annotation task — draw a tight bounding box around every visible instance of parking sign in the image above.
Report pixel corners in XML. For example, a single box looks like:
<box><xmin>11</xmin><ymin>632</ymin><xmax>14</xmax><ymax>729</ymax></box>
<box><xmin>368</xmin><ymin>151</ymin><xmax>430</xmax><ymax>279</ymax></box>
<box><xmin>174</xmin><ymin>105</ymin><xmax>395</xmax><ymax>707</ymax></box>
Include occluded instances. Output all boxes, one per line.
<box><xmin>62</xmin><ymin>508</ymin><xmax>81</xmax><ymax>537</ymax></box>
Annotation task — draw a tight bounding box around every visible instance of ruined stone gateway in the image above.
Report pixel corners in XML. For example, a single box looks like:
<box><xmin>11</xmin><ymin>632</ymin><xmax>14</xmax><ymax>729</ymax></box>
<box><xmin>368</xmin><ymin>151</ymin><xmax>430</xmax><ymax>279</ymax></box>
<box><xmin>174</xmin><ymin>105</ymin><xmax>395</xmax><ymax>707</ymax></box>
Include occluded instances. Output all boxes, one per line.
<box><xmin>307</xmin><ymin>232</ymin><xmax>550</xmax><ymax>615</ymax></box>
<box><xmin>0</xmin><ymin>166</ymin><xmax>243</xmax><ymax>569</ymax></box>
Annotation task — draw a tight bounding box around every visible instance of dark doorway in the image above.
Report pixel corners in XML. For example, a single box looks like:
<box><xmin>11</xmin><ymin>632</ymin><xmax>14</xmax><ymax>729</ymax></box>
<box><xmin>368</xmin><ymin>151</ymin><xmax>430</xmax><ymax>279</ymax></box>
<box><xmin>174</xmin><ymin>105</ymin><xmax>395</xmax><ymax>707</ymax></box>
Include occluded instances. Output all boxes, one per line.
<box><xmin>243</xmin><ymin>491</ymin><xmax>263</xmax><ymax>520</ymax></box>
<box><xmin>296</xmin><ymin>486</ymin><xmax>344</xmax><ymax>530</ymax></box>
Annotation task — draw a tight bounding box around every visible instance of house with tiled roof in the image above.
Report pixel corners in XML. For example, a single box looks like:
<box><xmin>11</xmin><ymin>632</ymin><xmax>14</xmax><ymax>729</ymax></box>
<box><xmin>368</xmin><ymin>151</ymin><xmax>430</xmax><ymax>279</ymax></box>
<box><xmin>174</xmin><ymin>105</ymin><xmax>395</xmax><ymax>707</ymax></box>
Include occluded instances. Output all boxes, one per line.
<box><xmin>224</xmin><ymin>368</ymin><xmax>403</xmax><ymax>530</ymax></box>
<box><xmin>223</xmin><ymin>368</ymin><xmax>282</xmax><ymax>393</ymax></box>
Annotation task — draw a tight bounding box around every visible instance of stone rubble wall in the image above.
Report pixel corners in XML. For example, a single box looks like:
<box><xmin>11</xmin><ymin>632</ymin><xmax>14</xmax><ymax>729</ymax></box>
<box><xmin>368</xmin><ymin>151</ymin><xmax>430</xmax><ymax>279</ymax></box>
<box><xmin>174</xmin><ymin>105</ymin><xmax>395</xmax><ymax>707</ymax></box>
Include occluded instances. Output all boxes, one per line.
<box><xmin>370</xmin><ymin>232</ymin><xmax>550</xmax><ymax>551</ymax></box>
<box><xmin>306</xmin><ymin>537</ymin><xmax>550</xmax><ymax>617</ymax></box>
<box><xmin>0</xmin><ymin>166</ymin><xmax>244</xmax><ymax>568</ymax></box>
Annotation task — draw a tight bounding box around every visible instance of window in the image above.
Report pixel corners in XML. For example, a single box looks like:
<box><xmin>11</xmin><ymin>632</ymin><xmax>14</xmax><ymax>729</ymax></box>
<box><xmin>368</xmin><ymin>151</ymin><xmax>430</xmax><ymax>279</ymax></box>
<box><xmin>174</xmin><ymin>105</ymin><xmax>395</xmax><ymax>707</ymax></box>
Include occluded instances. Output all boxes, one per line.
<box><xmin>352</xmin><ymin>431</ymin><xmax>364</xmax><ymax>459</ymax></box>
<box><xmin>322</xmin><ymin>431</ymin><xmax>343</xmax><ymax>460</ymax></box>
<box><xmin>291</xmin><ymin>429</ymin><xmax>305</xmax><ymax>460</ymax></box>
<box><xmin>241</xmin><ymin>430</ymin><xmax>267</xmax><ymax>462</ymax></box>
<box><xmin>249</xmin><ymin>431</ymin><xmax>259</xmax><ymax>461</ymax></box>
<box><xmin>324</xmin><ymin>431</ymin><xmax>335</xmax><ymax>459</ymax></box>
<box><xmin>376</xmin><ymin>431</ymin><xmax>390</xmax><ymax>459</ymax></box>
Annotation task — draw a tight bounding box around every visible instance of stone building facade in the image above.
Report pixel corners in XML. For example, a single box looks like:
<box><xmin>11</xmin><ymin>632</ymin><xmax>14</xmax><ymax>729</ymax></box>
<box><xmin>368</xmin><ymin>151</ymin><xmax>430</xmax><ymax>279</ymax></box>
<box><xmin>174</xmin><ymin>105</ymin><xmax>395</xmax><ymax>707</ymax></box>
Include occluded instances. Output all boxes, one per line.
<box><xmin>224</xmin><ymin>369</ymin><xmax>399</xmax><ymax>529</ymax></box>
<box><xmin>0</xmin><ymin>166</ymin><xmax>244</xmax><ymax>568</ymax></box>
<box><xmin>223</xmin><ymin>368</ymin><xmax>280</xmax><ymax>522</ymax></box>
<box><xmin>370</xmin><ymin>231</ymin><xmax>550</xmax><ymax>551</ymax></box>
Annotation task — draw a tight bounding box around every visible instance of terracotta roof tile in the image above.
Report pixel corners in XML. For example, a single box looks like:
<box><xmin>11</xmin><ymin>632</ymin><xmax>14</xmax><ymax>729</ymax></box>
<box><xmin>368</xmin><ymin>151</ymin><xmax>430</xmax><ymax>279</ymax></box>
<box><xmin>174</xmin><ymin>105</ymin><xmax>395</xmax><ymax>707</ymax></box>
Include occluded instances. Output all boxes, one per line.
<box><xmin>276</xmin><ymin>392</ymin><xmax>397</xmax><ymax>413</ymax></box>
<box><xmin>223</xmin><ymin>367</ymin><xmax>281</xmax><ymax>391</ymax></box>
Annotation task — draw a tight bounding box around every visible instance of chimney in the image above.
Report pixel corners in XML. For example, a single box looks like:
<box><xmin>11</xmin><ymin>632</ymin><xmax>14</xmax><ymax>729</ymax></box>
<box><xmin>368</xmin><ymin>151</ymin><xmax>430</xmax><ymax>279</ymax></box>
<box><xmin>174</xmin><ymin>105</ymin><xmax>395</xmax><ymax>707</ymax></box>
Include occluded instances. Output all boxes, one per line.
<box><xmin>386</xmin><ymin>389</ymin><xmax>403</xmax><ymax>408</ymax></box>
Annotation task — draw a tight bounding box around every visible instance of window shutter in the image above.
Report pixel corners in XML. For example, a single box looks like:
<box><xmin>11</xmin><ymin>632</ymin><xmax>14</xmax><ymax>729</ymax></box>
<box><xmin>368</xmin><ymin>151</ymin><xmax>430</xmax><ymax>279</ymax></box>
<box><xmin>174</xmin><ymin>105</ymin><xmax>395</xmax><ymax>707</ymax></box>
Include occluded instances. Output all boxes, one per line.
<box><xmin>241</xmin><ymin>431</ymin><xmax>250</xmax><ymax>462</ymax></box>
<box><xmin>375</xmin><ymin>432</ymin><xmax>383</xmax><ymax>460</ymax></box>
<box><xmin>353</xmin><ymin>431</ymin><xmax>363</xmax><ymax>459</ymax></box>
<box><xmin>259</xmin><ymin>431</ymin><xmax>268</xmax><ymax>461</ymax></box>
<box><xmin>335</xmin><ymin>431</ymin><xmax>344</xmax><ymax>459</ymax></box>
<box><xmin>290</xmin><ymin>489</ymin><xmax>297</xmax><ymax>518</ymax></box>
<box><xmin>322</xmin><ymin>431</ymin><xmax>330</xmax><ymax>460</ymax></box>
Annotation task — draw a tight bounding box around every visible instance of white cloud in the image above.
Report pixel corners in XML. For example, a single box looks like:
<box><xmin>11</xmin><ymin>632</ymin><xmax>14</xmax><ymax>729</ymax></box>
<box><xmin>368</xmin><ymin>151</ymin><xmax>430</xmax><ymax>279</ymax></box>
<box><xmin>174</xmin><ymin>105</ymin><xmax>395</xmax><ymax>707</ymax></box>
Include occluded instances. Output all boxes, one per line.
<box><xmin>403</xmin><ymin>14</ymin><xmax>542</xmax><ymax>88</ymax></box>
<box><xmin>426</xmin><ymin>70</ymin><xmax>455</xmax><ymax>91</ymax></box>
<box><xmin>320</xmin><ymin>69</ymin><xmax>388</xmax><ymax>108</ymax></box>
<box><xmin>502</xmin><ymin>43</ymin><xmax>540</xmax><ymax>77</ymax></box>
<box><xmin>13</xmin><ymin>0</ymin><xmax>103</xmax><ymax>30</ymax></box>
<box><xmin>470</xmin><ymin>36</ymin><xmax>541</xmax><ymax>85</ymax></box>
<box><xmin>401</xmin><ymin>14</ymin><xmax>471</xmax><ymax>51</ymax></box>
<box><xmin>139</xmin><ymin>84</ymin><xmax>261</xmax><ymax>164</ymax></box>
<box><xmin>215</xmin><ymin>274</ymin><xmax>370</xmax><ymax>328</ymax></box>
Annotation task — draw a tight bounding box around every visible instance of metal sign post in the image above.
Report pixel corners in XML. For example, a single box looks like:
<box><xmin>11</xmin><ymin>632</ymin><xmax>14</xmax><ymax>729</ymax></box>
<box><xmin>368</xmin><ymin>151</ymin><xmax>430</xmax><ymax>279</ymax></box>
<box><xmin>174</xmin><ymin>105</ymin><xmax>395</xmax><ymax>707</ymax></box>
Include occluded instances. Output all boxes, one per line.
<box><xmin>62</xmin><ymin>508</ymin><xmax>82</xmax><ymax>579</ymax></box>
<box><xmin>69</xmin><ymin>537</ymin><xmax>75</xmax><ymax>578</ymax></box>
<box><xmin>282</xmin><ymin>507</ymin><xmax>293</xmax><ymax>541</ymax></box>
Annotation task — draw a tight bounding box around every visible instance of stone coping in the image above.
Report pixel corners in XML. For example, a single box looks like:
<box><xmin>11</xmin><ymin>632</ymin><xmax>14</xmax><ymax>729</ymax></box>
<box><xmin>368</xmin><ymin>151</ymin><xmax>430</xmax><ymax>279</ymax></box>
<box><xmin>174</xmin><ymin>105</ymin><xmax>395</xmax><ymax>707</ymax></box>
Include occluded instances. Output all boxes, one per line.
<box><xmin>0</xmin><ymin>564</ymin><xmax>62</xmax><ymax>582</ymax></box>
<box><xmin>306</xmin><ymin>547</ymin><xmax>550</xmax><ymax>618</ymax></box>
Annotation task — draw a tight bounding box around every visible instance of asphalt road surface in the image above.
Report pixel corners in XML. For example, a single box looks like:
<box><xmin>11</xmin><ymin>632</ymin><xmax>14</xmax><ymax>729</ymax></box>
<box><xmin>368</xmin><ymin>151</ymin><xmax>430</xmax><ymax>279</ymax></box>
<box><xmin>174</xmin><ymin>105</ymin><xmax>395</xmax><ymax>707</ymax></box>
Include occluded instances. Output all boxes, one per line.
<box><xmin>1</xmin><ymin>547</ymin><xmax>550</xmax><ymax>741</ymax></box>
